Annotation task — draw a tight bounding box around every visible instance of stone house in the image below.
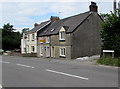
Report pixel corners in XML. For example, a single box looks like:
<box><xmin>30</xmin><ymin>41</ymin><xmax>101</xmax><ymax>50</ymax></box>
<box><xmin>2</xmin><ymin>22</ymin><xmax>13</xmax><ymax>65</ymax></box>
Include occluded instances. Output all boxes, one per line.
<box><xmin>37</xmin><ymin>2</ymin><xmax>103</xmax><ymax>59</ymax></box>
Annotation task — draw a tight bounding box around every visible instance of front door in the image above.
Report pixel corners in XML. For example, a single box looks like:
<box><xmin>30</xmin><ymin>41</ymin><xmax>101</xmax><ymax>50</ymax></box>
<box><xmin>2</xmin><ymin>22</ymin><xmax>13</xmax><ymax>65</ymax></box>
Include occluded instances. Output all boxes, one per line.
<box><xmin>51</xmin><ymin>46</ymin><xmax>55</xmax><ymax>57</ymax></box>
<box><xmin>40</xmin><ymin>45</ymin><xmax>43</xmax><ymax>56</ymax></box>
<box><xmin>46</xmin><ymin>46</ymin><xmax>50</xmax><ymax>57</ymax></box>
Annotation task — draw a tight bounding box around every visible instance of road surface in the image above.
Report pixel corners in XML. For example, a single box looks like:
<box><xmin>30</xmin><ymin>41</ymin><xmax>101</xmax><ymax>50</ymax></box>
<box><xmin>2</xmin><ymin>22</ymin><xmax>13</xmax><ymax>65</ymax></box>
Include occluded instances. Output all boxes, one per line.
<box><xmin>1</xmin><ymin>56</ymin><xmax>119</xmax><ymax>88</ymax></box>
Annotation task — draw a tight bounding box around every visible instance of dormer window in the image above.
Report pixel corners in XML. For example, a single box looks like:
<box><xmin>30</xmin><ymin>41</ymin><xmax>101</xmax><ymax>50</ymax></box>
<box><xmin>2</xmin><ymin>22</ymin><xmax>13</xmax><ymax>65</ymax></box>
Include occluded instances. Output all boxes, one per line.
<box><xmin>51</xmin><ymin>28</ymin><xmax>55</xmax><ymax>32</ymax></box>
<box><xmin>59</xmin><ymin>27</ymin><xmax>66</xmax><ymax>41</ymax></box>
<box><xmin>59</xmin><ymin>31</ymin><xmax>65</xmax><ymax>40</ymax></box>
<box><xmin>44</xmin><ymin>30</ymin><xmax>47</xmax><ymax>33</ymax></box>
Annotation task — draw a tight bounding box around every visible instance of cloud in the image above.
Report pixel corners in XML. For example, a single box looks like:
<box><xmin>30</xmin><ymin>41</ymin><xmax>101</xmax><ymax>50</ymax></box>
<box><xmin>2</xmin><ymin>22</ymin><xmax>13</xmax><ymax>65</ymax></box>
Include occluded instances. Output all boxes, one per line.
<box><xmin>0</xmin><ymin>0</ymin><xmax>114</xmax><ymax>2</ymax></box>
<box><xmin>0</xmin><ymin>0</ymin><xmax>115</xmax><ymax>32</ymax></box>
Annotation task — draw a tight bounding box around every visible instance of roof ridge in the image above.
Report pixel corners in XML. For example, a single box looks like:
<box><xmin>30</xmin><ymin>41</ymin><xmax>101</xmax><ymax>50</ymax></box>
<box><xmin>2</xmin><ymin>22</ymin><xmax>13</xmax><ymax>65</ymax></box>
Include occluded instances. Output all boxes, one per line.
<box><xmin>26</xmin><ymin>20</ymin><xmax>51</xmax><ymax>34</ymax></box>
<box><xmin>61</xmin><ymin>11</ymin><xmax>90</xmax><ymax>21</ymax></box>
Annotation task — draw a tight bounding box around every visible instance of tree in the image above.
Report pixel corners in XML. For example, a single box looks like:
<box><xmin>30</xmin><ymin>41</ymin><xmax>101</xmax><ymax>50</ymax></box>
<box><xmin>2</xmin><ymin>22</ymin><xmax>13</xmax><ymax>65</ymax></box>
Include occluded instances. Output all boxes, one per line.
<box><xmin>22</xmin><ymin>28</ymin><xmax>29</xmax><ymax>33</ymax></box>
<box><xmin>100</xmin><ymin>13</ymin><xmax>109</xmax><ymax>20</ymax></box>
<box><xmin>2</xmin><ymin>23</ymin><xmax>21</xmax><ymax>51</ymax></box>
<box><xmin>21</xmin><ymin>28</ymin><xmax>29</xmax><ymax>35</ymax></box>
<box><xmin>3</xmin><ymin>23</ymin><xmax>16</xmax><ymax>32</ymax></box>
<box><xmin>100</xmin><ymin>9</ymin><xmax>120</xmax><ymax>57</ymax></box>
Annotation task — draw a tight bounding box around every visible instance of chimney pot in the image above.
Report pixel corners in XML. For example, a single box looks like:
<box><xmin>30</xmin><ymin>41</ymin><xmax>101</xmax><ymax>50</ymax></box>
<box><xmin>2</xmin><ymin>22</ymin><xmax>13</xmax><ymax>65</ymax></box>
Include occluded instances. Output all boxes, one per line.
<box><xmin>89</xmin><ymin>2</ymin><xmax>98</xmax><ymax>12</ymax></box>
<box><xmin>34</xmin><ymin>23</ymin><xmax>39</xmax><ymax>27</ymax></box>
<box><xmin>50</xmin><ymin>16</ymin><xmax>60</xmax><ymax>21</ymax></box>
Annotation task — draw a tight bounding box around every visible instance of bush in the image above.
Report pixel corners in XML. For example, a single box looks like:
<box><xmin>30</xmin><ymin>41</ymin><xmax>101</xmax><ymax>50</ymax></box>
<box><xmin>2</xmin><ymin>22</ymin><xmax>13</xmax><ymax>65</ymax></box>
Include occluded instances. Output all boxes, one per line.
<box><xmin>100</xmin><ymin>10</ymin><xmax>120</xmax><ymax>57</ymax></box>
<box><xmin>97</xmin><ymin>57</ymin><xmax>120</xmax><ymax>67</ymax></box>
<box><xmin>0</xmin><ymin>49</ymin><xmax>4</xmax><ymax>55</ymax></box>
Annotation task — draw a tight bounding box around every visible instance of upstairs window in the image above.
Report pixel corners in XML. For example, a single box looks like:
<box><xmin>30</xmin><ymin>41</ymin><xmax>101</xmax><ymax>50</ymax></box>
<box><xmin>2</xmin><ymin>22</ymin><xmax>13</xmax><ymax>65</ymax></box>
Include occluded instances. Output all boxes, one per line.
<box><xmin>32</xmin><ymin>34</ymin><xmax>35</xmax><ymax>41</ymax></box>
<box><xmin>24</xmin><ymin>34</ymin><xmax>27</xmax><ymax>39</ymax></box>
<box><xmin>59</xmin><ymin>27</ymin><xmax>66</xmax><ymax>41</ymax></box>
<box><xmin>59</xmin><ymin>31</ymin><xmax>65</xmax><ymax>40</ymax></box>
<box><xmin>46</xmin><ymin>37</ymin><xmax>50</xmax><ymax>43</ymax></box>
<box><xmin>28</xmin><ymin>34</ymin><xmax>30</xmax><ymax>41</ymax></box>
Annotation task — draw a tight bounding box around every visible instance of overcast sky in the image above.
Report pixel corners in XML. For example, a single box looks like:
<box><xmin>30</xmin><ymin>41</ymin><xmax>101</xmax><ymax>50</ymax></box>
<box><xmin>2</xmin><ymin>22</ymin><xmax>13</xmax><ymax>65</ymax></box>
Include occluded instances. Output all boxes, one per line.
<box><xmin>0</xmin><ymin>0</ymin><xmax>120</xmax><ymax>32</ymax></box>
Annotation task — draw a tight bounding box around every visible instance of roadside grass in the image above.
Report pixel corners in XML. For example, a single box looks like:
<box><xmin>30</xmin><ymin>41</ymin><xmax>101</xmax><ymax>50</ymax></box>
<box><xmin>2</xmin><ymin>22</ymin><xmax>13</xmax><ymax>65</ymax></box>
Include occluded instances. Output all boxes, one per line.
<box><xmin>97</xmin><ymin>57</ymin><xmax>120</xmax><ymax>67</ymax></box>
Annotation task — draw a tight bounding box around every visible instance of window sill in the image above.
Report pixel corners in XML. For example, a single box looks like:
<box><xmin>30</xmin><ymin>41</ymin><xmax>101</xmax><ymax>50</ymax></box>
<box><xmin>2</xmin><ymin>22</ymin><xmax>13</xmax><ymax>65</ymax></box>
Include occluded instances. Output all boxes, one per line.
<box><xmin>59</xmin><ymin>55</ymin><xmax>66</xmax><ymax>58</ymax></box>
<box><xmin>31</xmin><ymin>52</ymin><xmax>35</xmax><ymax>54</ymax></box>
<box><xmin>31</xmin><ymin>40</ymin><xmax>35</xmax><ymax>41</ymax></box>
<box><xmin>59</xmin><ymin>39</ymin><xmax>65</xmax><ymax>42</ymax></box>
<box><xmin>40</xmin><ymin>55</ymin><xmax>43</xmax><ymax>56</ymax></box>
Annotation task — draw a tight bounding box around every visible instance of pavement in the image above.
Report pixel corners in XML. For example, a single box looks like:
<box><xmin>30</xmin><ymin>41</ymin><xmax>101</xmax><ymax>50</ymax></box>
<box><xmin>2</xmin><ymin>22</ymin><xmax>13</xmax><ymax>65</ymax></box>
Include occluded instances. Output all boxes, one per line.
<box><xmin>1</xmin><ymin>56</ymin><xmax>119</xmax><ymax>87</ymax></box>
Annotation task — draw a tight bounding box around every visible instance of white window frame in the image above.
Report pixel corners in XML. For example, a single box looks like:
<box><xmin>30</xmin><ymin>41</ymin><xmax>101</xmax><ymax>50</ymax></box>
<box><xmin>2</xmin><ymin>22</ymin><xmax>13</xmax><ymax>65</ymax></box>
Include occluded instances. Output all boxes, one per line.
<box><xmin>60</xmin><ymin>47</ymin><xmax>66</xmax><ymax>57</ymax></box>
<box><xmin>59</xmin><ymin>31</ymin><xmax>65</xmax><ymax>41</ymax></box>
<box><xmin>27</xmin><ymin>45</ymin><xmax>29</xmax><ymax>53</ymax></box>
<box><xmin>24</xmin><ymin>34</ymin><xmax>27</xmax><ymax>39</ymax></box>
<box><xmin>32</xmin><ymin>34</ymin><xmax>35</xmax><ymax>41</ymax></box>
<box><xmin>24</xmin><ymin>48</ymin><xmax>26</xmax><ymax>52</ymax></box>
<box><xmin>31</xmin><ymin>46</ymin><xmax>35</xmax><ymax>53</ymax></box>
<box><xmin>46</xmin><ymin>36</ymin><xmax>50</xmax><ymax>43</ymax></box>
<box><xmin>27</xmin><ymin>34</ymin><xmax>30</xmax><ymax>41</ymax></box>
<box><xmin>40</xmin><ymin>45</ymin><xmax>43</xmax><ymax>56</ymax></box>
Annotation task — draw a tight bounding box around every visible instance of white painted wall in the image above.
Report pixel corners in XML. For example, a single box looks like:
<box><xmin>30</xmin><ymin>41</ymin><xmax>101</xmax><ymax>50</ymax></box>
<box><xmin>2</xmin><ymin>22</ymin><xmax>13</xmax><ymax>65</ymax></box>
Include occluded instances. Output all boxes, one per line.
<box><xmin>21</xmin><ymin>33</ymin><xmax>26</xmax><ymax>54</ymax></box>
<box><xmin>21</xmin><ymin>32</ymin><xmax>37</xmax><ymax>54</ymax></box>
<box><xmin>26</xmin><ymin>32</ymin><xmax>37</xmax><ymax>53</ymax></box>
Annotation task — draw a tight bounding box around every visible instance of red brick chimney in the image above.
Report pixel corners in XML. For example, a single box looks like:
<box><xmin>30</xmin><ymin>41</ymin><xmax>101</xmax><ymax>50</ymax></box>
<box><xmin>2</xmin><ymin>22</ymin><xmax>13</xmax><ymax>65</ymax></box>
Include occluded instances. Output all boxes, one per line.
<box><xmin>50</xmin><ymin>16</ymin><xmax>60</xmax><ymax>21</ymax></box>
<box><xmin>89</xmin><ymin>2</ymin><xmax>98</xmax><ymax>12</ymax></box>
<box><xmin>34</xmin><ymin>23</ymin><xmax>39</xmax><ymax>27</ymax></box>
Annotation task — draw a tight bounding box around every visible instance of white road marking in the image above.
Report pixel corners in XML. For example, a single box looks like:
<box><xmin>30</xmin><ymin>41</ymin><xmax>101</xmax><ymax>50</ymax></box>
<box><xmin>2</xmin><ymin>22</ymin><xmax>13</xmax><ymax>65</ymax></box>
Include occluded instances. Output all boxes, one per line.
<box><xmin>46</xmin><ymin>69</ymin><xmax>89</xmax><ymax>80</ymax></box>
<box><xmin>0</xmin><ymin>61</ymin><xmax>10</xmax><ymax>64</ymax></box>
<box><xmin>16</xmin><ymin>64</ymin><xmax>35</xmax><ymax>68</ymax></box>
<box><xmin>0</xmin><ymin>85</ymin><xmax>2</xmax><ymax>89</ymax></box>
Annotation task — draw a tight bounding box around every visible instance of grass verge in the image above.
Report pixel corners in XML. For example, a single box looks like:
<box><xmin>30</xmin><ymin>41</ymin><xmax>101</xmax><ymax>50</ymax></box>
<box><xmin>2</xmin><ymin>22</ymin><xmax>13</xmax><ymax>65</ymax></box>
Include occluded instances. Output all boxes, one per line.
<box><xmin>97</xmin><ymin>57</ymin><xmax>120</xmax><ymax>67</ymax></box>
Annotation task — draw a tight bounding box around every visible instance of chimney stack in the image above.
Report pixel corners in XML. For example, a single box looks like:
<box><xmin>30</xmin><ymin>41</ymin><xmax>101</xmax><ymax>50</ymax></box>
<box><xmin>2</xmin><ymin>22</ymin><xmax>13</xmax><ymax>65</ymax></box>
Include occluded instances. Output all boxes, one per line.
<box><xmin>34</xmin><ymin>23</ymin><xmax>39</xmax><ymax>27</ymax></box>
<box><xmin>50</xmin><ymin>16</ymin><xmax>60</xmax><ymax>21</ymax></box>
<box><xmin>89</xmin><ymin>2</ymin><xmax>98</xmax><ymax>12</ymax></box>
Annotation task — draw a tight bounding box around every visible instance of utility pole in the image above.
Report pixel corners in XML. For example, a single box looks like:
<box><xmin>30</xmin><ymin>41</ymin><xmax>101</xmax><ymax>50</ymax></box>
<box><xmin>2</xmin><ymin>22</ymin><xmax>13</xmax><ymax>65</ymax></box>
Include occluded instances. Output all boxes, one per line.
<box><xmin>114</xmin><ymin>0</ymin><xmax>116</xmax><ymax>15</ymax></box>
<box><xmin>118</xmin><ymin>1</ymin><xmax>120</xmax><ymax>9</ymax></box>
<box><xmin>118</xmin><ymin>1</ymin><xmax>120</xmax><ymax>17</ymax></box>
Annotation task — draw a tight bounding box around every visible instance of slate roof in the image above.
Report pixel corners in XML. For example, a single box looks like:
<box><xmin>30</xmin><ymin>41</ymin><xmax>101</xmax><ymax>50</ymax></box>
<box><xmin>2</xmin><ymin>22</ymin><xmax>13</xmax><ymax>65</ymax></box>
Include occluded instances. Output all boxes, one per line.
<box><xmin>38</xmin><ymin>11</ymin><xmax>94</xmax><ymax>37</ymax></box>
<box><xmin>38</xmin><ymin>18</ymin><xmax>69</xmax><ymax>37</ymax></box>
<box><xmin>26</xmin><ymin>20</ymin><xmax>51</xmax><ymax>34</ymax></box>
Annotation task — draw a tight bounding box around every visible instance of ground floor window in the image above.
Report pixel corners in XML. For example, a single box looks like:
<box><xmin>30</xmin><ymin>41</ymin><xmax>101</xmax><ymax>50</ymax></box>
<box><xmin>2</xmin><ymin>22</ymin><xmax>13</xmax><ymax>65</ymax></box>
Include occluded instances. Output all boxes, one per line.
<box><xmin>27</xmin><ymin>45</ymin><xmax>29</xmax><ymax>53</ymax></box>
<box><xmin>40</xmin><ymin>45</ymin><xmax>43</xmax><ymax>56</ymax></box>
<box><xmin>24</xmin><ymin>48</ymin><xmax>26</xmax><ymax>53</ymax></box>
<box><xmin>60</xmin><ymin>47</ymin><xmax>66</xmax><ymax>57</ymax></box>
<box><xmin>31</xmin><ymin>46</ymin><xmax>35</xmax><ymax>53</ymax></box>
